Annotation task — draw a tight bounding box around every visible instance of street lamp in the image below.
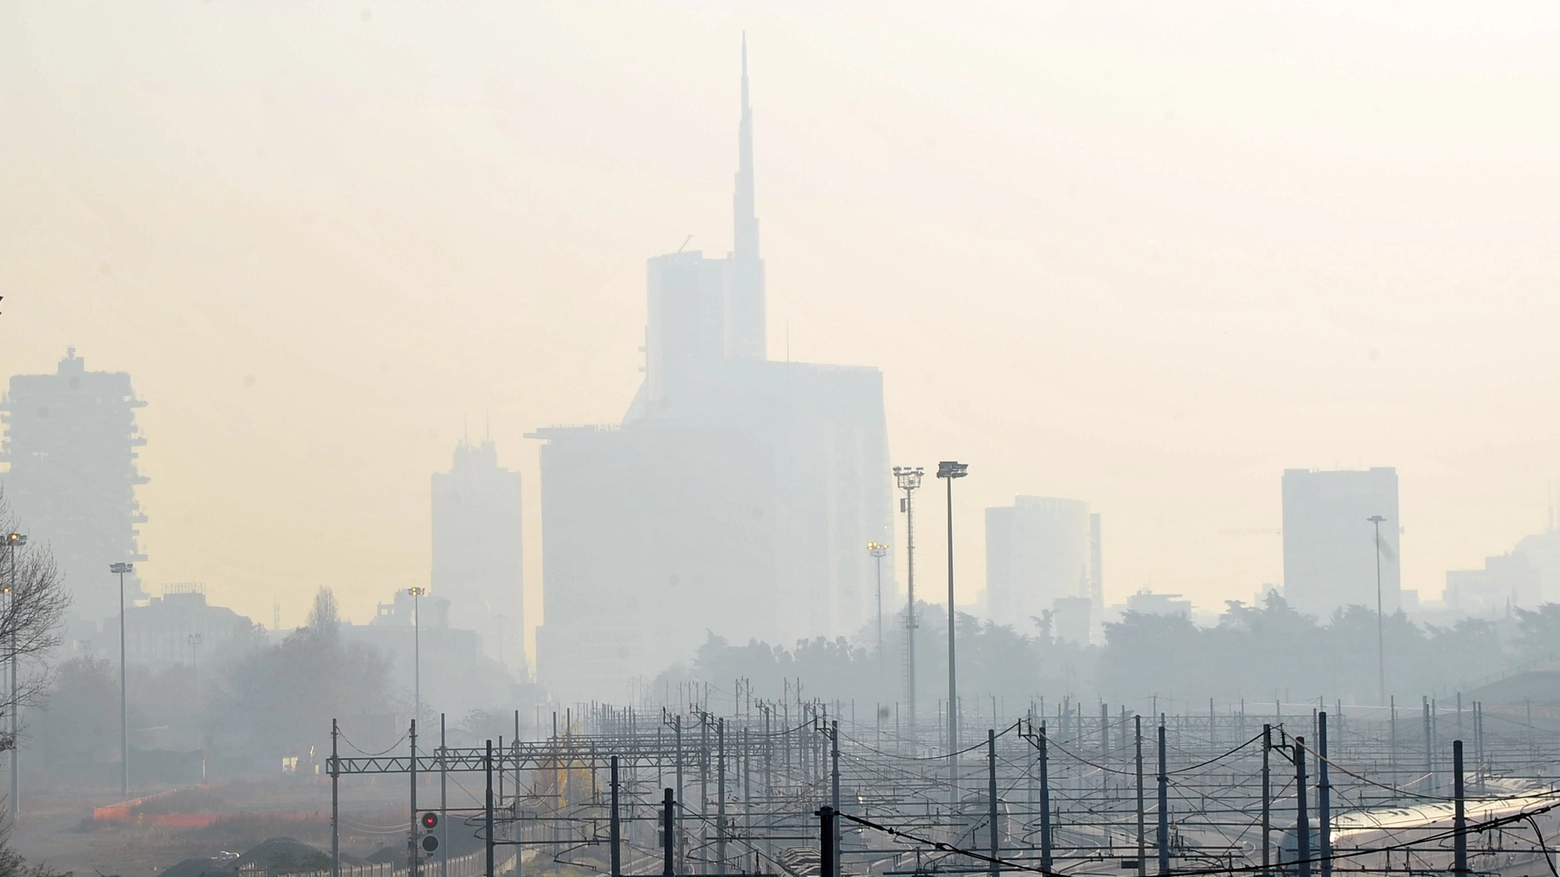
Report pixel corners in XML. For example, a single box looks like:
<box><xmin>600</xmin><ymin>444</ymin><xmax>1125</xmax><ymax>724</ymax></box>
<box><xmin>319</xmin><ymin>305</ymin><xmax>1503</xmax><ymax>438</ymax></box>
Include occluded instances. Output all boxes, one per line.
<box><xmin>1368</xmin><ymin>516</ymin><xmax>1387</xmax><ymax>706</ymax></box>
<box><xmin>109</xmin><ymin>561</ymin><xmax>134</xmax><ymax>796</ymax></box>
<box><xmin>866</xmin><ymin>543</ymin><xmax>888</xmax><ymax>656</ymax></box>
<box><xmin>188</xmin><ymin>633</ymin><xmax>203</xmax><ymax>761</ymax></box>
<box><xmin>936</xmin><ymin>460</ymin><xmax>968</xmax><ymax>812</ymax></box>
<box><xmin>892</xmin><ymin>466</ymin><xmax>923</xmax><ymax>748</ymax></box>
<box><xmin>408</xmin><ymin>587</ymin><xmax>427</xmax><ymax>724</ymax></box>
<box><xmin>6</xmin><ymin>533</ymin><xmax>25</xmax><ymax>820</ymax></box>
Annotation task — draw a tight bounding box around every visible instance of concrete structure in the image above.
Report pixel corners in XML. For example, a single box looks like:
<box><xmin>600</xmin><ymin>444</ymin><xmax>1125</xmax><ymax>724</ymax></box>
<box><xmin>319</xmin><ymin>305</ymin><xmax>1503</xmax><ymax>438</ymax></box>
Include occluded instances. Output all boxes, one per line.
<box><xmin>1444</xmin><ymin>552</ymin><xmax>1541</xmax><ymax>619</ymax></box>
<box><xmin>984</xmin><ymin>496</ymin><xmax>1098</xmax><ymax>639</ymax></box>
<box><xmin>0</xmin><ymin>349</ymin><xmax>148</xmax><ymax>625</ymax></box>
<box><xmin>352</xmin><ymin>589</ymin><xmax>515</xmax><ymax>718</ymax></box>
<box><xmin>531</xmin><ymin>41</ymin><xmax>893</xmax><ymax>699</ymax></box>
<box><xmin>432</xmin><ymin>437</ymin><xmax>523</xmax><ymax>673</ymax></box>
<box><xmin>1125</xmin><ymin>589</ymin><xmax>1192</xmax><ymax>618</ymax></box>
<box><xmin>1281</xmin><ymin>468</ymin><xmax>1400</xmax><ymax>619</ymax></box>
<box><xmin>1513</xmin><ymin>530</ymin><xmax>1560</xmax><ymax>605</ymax></box>
<box><xmin>114</xmin><ymin>584</ymin><xmax>257</xmax><ymax>670</ymax></box>
<box><xmin>1050</xmin><ymin>596</ymin><xmax>1092</xmax><ymax>646</ymax></box>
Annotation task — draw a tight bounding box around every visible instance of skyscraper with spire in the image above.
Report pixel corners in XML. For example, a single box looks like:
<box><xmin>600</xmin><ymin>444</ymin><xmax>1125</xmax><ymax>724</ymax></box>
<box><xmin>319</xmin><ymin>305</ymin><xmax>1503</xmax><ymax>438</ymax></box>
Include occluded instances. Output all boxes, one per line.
<box><xmin>726</xmin><ymin>33</ymin><xmax>766</xmax><ymax>363</ymax></box>
<box><xmin>532</xmin><ymin>39</ymin><xmax>894</xmax><ymax>700</ymax></box>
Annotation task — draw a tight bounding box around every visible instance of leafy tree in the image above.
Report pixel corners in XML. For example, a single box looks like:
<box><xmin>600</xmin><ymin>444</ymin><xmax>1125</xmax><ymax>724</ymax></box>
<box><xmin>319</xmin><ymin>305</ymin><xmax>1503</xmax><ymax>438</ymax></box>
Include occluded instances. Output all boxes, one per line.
<box><xmin>210</xmin><ymin>586</ymin><xmax>391</xmax><ymax>756</ymax></box>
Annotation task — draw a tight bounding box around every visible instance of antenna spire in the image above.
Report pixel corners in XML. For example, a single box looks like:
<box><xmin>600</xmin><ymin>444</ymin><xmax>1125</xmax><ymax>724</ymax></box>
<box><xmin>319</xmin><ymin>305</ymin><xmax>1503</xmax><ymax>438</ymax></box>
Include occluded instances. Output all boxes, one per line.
<box><xmin>733</xmin><ymin>32</ymin><xmax>759</xmax><ymax>261</ymax></box>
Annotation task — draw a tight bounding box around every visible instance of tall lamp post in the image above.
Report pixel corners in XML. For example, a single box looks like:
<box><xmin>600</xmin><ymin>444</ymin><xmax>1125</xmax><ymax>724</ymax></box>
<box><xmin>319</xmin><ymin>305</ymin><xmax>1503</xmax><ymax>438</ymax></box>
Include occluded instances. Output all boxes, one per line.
<box><xmin>936</xmin><ymin>461</ymin><xmax>968</xmax><ymax>813</ymax></box>
<box><xmin>867</xmin><ymin>543</ymin><xmax>888</xmax><ymax>656</ymax></box>
<box><xmin>188</xmin><ymin>633</ymin><xmax>203</xmax><ymax>760</ymax></box>
<box><xmin>892</xmin><ymin>466</ymin><xmax>923</xmax><ymax>748</ymax></box>
<box><xmin>408</xmin><ymin>587</ymin><xmax>427</xmax><ymax>724</ymax></box>
<box><xmin>1368</xmin><ymin>516</ymin><xmax>1387</xmax><ymax>706</ymax></box>
<box><xmin>6</xmin><ymin>533</ymin><xmax>25</xmax><ymax>820</ymax></box>
<box><xmin>109</xmin><ymin>561</ymin><xmax>134</xmax><ymax>796</ymax></box>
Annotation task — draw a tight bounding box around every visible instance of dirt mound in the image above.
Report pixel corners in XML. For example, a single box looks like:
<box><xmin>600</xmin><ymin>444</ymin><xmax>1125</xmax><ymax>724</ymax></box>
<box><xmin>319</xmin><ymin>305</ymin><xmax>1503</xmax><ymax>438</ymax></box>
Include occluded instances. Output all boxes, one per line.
<box><xmin>232</xmin><ymin>837</ymin><xmax>331</xmax><ymax>874</ymax></box>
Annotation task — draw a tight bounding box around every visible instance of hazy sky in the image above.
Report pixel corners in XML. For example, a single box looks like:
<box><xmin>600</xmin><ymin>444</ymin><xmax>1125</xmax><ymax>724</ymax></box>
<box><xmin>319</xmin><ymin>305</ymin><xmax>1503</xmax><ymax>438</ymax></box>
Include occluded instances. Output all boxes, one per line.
<box><xmin>4</xmin><ymin>2</ymin><xmax>1559</xmax><ymax>658</ymax></box>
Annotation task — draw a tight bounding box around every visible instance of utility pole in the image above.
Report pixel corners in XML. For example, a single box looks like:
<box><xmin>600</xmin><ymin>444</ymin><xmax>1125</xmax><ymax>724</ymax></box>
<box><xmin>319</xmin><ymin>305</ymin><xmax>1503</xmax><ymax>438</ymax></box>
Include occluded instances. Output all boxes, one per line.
<box><xmin>409</xmin><ymin>720</ymin><xmax>419</xmax><ymax>877</ymax></box>
<box><xmin>986</xmin><ymin>728</ymin><xmax>999</xmax><ymax>877</ymax></box>
<box><xmin>1453</xmin><ymin>739</ymin><xmax>1468</xmax><ymax>876</ymax></box>
<box><xmin>610</xmin><ymin>756</ymin><xmax>622</xmax><ymax>877</ymax></box>
<box><xmin>1156</xmin><ymin>721</ymin><xmax>1168</xmax><ymax>875</ymax></box>
<box><xmin>662</xmin><ymin>789</ymin><xmax>676</xmax><ymax>877</ymax></box>
<box><xmin>1037</xmin><ymin>722</ymin><xmax>1052</xmax><ymax>874</ymax></box>
<box><xmin>1135</xmin><ymin>715</ymin><xmax>1145</xmax><ymax>877</ymax></box>
<box><xmin>1261</xmin><ymin>724</ymin><xmax>1271</xmax><ymax>877</ymax></box>
<box><xmin>331</xmin><ymin>719</ymin><xmax>340</xmax><ymax>877</ymax></box>
<box><xmin>893</xmin><ymin>466</ymin><xmax>924</xmax><ymax>747</ymax></box>
<box><xmin>1295</xmin><ymin>736</ymin><xmax>1310</xmax><ymax>877</ymax></box>
<box><xmin>484</xmin><ymin>740</ymin><xmax>495</xmax><ymax>877</ymax></box>
<box><xmin>1368</xmin><ymin>515</ymin><xmax>1387</xmax><ymax>705</ymax></box>
<box><xmin>1318</xmin><ymin>712</ymin><xmax>1331</xmax><ymax>877</ymax></box>
<box><xmin>110</xmin><ymin>561</ymin><xmax>134</xmax><ymax>797</ymax></box>
<box><xmin>831</xmin><ymin>721</ymin><xmax>841</xmax><ymax>877</ymax></box>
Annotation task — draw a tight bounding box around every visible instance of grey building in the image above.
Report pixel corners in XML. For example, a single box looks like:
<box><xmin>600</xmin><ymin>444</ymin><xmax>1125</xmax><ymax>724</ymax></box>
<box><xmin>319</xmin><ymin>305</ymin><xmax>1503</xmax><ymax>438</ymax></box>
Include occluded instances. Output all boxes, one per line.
<box><xmin>531</xmin><ymin>42</ymin><xmax>894</xmax><ymax>700</ymax></box>
<box><xmin>0</xmin><ymin>349</ymin><xmax>148</xmax><ymax>625</ymax></box>
<box><xmin>1281</xmin><ymin>467</ymin><xmax>1401</xmax><ymax>619</ymax></box>
<box><xmin>985</xmin><ymin>496</ymin><xmax>1100</xmax><ymax>641</ymax></box>
<box><xmin>432</xmin><ymin>437</ymin><xmax>523</xmax><ymax>674</ymax></box>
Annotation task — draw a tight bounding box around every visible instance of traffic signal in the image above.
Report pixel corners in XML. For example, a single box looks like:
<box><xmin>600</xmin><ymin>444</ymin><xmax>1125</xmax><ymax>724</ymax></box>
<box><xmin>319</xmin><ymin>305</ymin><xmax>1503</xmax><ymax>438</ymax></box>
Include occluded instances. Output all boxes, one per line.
<box><xmin>420</xmin><ymin>812</ymin><xmax>439</xmax><ymax>852</ymax></box>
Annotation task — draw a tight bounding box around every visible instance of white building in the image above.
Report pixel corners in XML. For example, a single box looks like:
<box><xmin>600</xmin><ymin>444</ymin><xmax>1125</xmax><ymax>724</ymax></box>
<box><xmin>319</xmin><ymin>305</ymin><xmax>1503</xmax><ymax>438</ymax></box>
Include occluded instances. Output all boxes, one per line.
<box><xmin>984</xmin><ymin>496</ymin><xmax>1102</xmax><ymax>641</ymax></box>
<box><xmin>1281</xmin><ymin>468</ymin><xmax>1400</xmax><ymax>619</ymax></box>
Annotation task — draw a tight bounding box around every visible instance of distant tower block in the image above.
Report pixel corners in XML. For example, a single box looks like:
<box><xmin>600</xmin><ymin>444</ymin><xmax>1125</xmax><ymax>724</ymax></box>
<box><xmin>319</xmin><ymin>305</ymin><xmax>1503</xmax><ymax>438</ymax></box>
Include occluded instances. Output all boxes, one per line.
<box><xmin>1</xmin><ymin>349</ymin><xmax>148</xmax><ymax>626</ymax></box>
<box><xmin>432</xmin><ymin>437</ymin><xmax>523</xmax><ymax>673</ymax></box>
<box><xmin>1281</xmin><ymin>468</ymin><xmax>1401</xmax><ymax>618</ymax></box>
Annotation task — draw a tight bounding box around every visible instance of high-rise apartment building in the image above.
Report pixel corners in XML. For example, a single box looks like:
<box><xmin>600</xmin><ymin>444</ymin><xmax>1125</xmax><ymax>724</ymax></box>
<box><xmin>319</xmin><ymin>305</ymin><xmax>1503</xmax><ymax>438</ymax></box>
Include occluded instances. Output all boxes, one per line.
<box><xmin>532</xmin><ymin>40</ymin><xmax>893</xmax><ymax>699</ymax></box>
<box><xmin>0</xmin><ymin>349</ymin><xmax>148</xmax><ymax>625</ymax></box>
<box><xmin>1281</xmin><ymin>467</ymin><xmax>1400</xmax><ymax>618</ymax></box>
<box><xmin>431</xmin><ymin>437</ymin><xmax>523</xmax><ymax>673</ymax></box>
<box><xmin>984</xmin><ymin>496</ymin><xmax>1100</xmax><ymax>640</ymax></box>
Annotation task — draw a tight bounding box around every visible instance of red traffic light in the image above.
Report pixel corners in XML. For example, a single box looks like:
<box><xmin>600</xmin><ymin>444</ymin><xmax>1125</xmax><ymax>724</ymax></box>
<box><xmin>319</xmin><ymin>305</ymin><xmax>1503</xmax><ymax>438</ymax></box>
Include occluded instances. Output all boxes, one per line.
<box><xmin>421</xmin><ymin>812</ymin><xmax>439</xmax><ymax>829</ymax></box>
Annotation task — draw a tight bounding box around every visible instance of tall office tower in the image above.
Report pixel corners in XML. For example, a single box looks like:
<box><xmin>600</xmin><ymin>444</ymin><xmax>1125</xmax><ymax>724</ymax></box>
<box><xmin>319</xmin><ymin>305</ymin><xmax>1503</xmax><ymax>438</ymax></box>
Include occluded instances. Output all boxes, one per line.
<box><xmin>1281</xmin><ymin>467</ymin><xmax>1401</xmax><ymax>618</ymax></box>
<box><xmin>431</xmin><ymin>437</ymin><xmax>523</xmax><ymax>673</ymax></box>
<box><xmin>0</xmin><ymin>349</ymin><xmax>148</xmax><ymax>624</ymax></box>
<box><xmin>533</xmin><ymin>40</ymin><xmax>893</xmax><ymax>699</ymax></box>
<box><xmin>984</xmin><ymin>496</ymin><xmax>1098</xmax><ymax>639</ymax></box>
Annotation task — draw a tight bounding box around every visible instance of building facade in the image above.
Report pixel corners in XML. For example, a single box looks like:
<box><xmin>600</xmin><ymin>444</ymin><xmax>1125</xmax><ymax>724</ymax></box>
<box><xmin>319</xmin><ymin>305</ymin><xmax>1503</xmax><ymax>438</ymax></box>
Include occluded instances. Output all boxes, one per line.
<box><xmin>0</xmin><ymin>349</ymin><xmax>148</xmax><ymax>625</ymax></box>
<box><xmin>532</xmin><ymin>42</ymin><xmax>894</xmax><ymax>699</ymax></box>
<box><xmin>431</xmin><ymin>437</ymin><xmax>524</xmax><ymax>674</ymax></box>
<box><xmin>984</xmin><ymin>496</ymin><xmax>1100</xmax><ymax>641</ymax></box>
<box><xmin>1281</xmin><ymin>467</ymin><xmax>1401</xmax><ymax>619</ymax></box>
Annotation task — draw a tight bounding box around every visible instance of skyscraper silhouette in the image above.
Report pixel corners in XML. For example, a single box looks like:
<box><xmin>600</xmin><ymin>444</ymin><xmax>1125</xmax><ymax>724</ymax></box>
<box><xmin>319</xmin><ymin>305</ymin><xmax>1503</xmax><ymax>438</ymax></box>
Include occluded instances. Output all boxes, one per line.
<box><xmin>532</xmin><ymin>39</ymin><xmax>894</xmax><ymax>699</ymax></box>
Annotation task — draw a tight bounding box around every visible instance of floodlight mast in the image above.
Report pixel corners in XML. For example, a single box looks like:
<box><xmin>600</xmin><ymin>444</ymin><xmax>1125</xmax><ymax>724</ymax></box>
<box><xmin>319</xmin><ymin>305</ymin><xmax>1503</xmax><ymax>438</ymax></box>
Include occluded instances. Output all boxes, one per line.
<box><xmin>892</xmin><ymin>466</ymin><xmax>923</xmax><ymax>748</ymax></box>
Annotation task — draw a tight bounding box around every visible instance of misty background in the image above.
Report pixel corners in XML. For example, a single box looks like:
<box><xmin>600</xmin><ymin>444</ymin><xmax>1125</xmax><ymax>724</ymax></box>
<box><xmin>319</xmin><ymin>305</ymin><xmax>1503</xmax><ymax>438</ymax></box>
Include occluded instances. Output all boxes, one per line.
<box><xmin>6</xmin><ymin>1</ymin><xmax>1560</xmax><ymax>662</ymax></box>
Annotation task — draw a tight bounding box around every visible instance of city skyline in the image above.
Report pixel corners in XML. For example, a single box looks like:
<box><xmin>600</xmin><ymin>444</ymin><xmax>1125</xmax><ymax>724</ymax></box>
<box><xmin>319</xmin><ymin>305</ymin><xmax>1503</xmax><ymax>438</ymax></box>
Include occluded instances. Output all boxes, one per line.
<box><xmin>6</xmin><ymin>4</ymin><xmax>1560</xmax><ymax>663</ymax></box>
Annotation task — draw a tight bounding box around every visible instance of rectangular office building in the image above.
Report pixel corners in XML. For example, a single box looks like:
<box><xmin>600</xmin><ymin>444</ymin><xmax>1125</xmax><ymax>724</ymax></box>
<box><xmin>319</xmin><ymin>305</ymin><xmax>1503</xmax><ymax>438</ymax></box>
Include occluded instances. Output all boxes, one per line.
<box><xmin>1281</xmin><ymin>467</ymin><xmax>1400</xmax><ymax>619</ymax></box>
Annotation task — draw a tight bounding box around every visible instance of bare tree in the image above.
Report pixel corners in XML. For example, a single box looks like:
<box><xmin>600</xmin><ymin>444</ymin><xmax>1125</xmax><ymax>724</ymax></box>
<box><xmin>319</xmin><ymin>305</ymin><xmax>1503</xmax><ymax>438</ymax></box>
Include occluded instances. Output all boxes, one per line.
<box><xmin>0</xmin><ymin>491</ymin><xmax>70</xmax><ymax>753</ymax></box>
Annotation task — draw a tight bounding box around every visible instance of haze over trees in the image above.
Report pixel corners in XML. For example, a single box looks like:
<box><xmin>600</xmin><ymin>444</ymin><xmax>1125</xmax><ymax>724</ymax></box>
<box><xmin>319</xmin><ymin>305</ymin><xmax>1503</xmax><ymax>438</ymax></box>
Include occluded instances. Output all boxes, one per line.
<box><xmin>209</xmin><ymin>587</ymin><xmax>392</xmax><ymax>757</ymax></box>
<box><xmin>674</xmin><ymin>593</ymin><xmax>1549</xmax><ymax>711</ymax></box>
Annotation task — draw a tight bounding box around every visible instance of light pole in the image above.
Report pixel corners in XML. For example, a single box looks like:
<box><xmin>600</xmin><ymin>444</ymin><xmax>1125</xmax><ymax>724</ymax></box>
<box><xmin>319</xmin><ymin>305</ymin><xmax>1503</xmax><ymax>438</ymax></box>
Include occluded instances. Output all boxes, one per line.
<box><xmin>867</xmin><ymin>543</ymin><xmax>888</xmax><ymax>656</ymax></box>
<box><xmin>1368</xmin><ymin>515</ymin><xmax>1387</xmax><ymax>706</ymax></box>
<box><xmin>408</xmin><ymin>587</ymin><xmax>427</xmax><ymax>724</ymax></box>
<box><xmin>110</xmin><ymin>561</ymin><xmax>134</xmax><ymax>796</ymax></box>
<box><xmin>936</xmin><ymin>461</ymin><xmax>968</xmax><ymax>814</ymax></box>
<box><xmin>6</xmin><ymin>533</ymin><xmax>25</xmax><ymax>820</ymax></box>
<box><xmin>188</xmin><ymin>633</ymin><xmax>203</xmax><ymax>761</ymax></box>
<box><xmin>892</xmin><ymin>466</ymin><xmax>923</xmax><ymax>748</ymax></box>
